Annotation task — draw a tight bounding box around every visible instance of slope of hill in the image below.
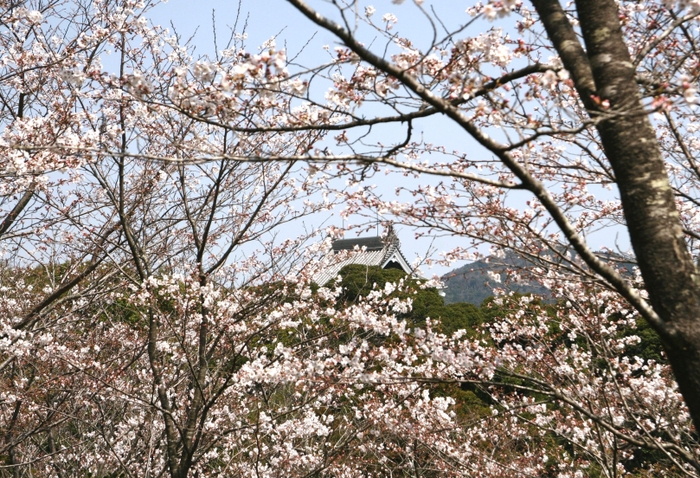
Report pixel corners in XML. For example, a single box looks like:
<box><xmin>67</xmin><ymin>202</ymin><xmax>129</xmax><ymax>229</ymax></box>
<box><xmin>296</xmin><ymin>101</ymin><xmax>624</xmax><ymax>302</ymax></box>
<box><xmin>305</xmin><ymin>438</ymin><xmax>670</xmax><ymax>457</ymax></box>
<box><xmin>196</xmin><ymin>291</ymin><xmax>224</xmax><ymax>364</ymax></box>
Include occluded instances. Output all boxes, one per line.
<box><xmin>440</xmin><ymin>253</ymin><xmax>550</xmax><ymax>305</ymax></box>
<box><xmin>441</xmin><ymin>250</ymin><xmax>636</xmax><ymax>305</ymax></box>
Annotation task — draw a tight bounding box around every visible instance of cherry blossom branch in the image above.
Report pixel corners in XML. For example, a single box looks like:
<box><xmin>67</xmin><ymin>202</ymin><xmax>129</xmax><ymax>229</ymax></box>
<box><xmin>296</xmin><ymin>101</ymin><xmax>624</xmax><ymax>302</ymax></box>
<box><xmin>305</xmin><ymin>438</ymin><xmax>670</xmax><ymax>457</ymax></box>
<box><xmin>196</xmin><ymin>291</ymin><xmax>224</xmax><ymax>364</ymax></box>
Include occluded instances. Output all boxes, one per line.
<box><xmin>285</xmin><ymin>0</ymin><xmax>663</xmax><ymax>334</ymax></box>
<box><xmin>9</xmin><ymin>145</ymin><xmax>523</xmax><ymax>188</ymax></box>
<box><xmin>0</xmin><ymin>183</ymin><xmax>35</xmax><ymax>238</ymax></box>
<box><xmin>155</xmin><ymin>62</ymin><xmax>553</xmax><ymax>134</ymax></box>
<box><xmin>634</xmin><ymin>10</ymin><xmax>700</xmax><ymax>66</ymax></box>
<box><xmin>399</xmin><ymin>373</ymin><xmax>699</xmax><ymax>470</ymax></box>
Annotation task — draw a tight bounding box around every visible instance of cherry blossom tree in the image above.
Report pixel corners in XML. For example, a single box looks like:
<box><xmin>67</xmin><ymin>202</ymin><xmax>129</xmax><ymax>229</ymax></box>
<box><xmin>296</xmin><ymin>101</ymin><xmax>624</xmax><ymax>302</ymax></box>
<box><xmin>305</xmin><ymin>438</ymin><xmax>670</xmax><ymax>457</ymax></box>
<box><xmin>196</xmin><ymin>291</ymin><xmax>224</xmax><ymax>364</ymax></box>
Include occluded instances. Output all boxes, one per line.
<box><xmin>279</xmin><ymin>0</ymin><xmax>700</xmax><ymax>433</ymax></box>
<box><xmin>0</xmin><ymin>0</ymin><xmax>342</xmax><ymax>475</ymax></box>
<box><xmin>2</xmin><ymin>0</ymin><xmax>700</xmax><ymax>476</ymax></box>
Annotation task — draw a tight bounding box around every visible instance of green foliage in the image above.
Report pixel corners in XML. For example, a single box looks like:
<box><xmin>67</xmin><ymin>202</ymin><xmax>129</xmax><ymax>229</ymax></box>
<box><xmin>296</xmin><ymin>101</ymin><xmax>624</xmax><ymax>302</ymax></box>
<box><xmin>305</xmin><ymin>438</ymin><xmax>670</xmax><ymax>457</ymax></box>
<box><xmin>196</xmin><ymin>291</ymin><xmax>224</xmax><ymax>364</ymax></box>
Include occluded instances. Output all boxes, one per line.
<box><xmin>623</xmin><ymin>317</ymin><xmax>666</xmax><ymax>364</ymax></box>
<box><xmin>425</xmin><ymin>302</ymin><xmax>484</xmax><ymax>336</ymax></box>
<box><xmin>101</xmin><ymin>297</ymin><xmax>144</xmax><ymax>327</ymax></box>
<box><xmin>333</xmin><ymin>264</ymin><xmax>410</xmax><ymax>303</ymax></box>
<box><xmin>480</xmin><ymin>293</ymin><xmax>547</xmax><ymax>321</ymax></box>
<box><xmin>333</xmin><ymin>265</ymin><xmax>487</xmax><ymax>337</ymax></box>
<box><xmin>21</xmin><ymin>261</ymin><xmax>74</xmax><ymax>289</ymax></box>
<box><xmin>410</xmin><ymin>284</ymin><xmax>444</xmax><ymax>320</ymax></box>
<box><xmin>332</xmin><ymin>264</ymin><xmax>443</xmax><ymax>323</ymax></box>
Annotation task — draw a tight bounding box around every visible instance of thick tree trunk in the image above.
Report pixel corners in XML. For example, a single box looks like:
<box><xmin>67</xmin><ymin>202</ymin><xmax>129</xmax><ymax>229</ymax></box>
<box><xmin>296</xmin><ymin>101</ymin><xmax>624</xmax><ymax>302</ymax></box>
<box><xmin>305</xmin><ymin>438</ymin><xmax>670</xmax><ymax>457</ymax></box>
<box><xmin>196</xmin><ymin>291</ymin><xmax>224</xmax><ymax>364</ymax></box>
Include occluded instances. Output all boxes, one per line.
<box><xmin>532</xmin><ymin>0</ymin><xmax>700</xmax><ymax>431</ymax></box>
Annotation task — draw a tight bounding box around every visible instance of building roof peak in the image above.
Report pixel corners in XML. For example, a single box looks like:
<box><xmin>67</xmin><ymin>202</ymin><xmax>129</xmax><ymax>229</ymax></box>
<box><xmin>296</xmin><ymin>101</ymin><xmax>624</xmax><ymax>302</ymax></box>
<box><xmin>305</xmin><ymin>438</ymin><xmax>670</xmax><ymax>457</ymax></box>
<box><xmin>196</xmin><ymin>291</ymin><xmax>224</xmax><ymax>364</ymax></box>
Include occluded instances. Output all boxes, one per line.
<box><xmin>331</xmin><ymin>225</ymin><xmax>399</xmax><ymax>252</ymax></box>
<box><xmin>314</xmin><ymin>226</ymin><xmax>413</xmax><ymax>285</ymax></box>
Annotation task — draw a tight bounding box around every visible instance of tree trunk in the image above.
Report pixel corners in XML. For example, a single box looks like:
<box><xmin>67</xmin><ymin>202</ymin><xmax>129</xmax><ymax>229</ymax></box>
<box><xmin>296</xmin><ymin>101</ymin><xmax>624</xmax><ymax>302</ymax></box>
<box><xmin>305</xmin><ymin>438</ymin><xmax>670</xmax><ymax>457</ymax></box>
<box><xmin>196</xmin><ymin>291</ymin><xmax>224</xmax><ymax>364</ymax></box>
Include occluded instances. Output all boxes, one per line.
<box><xmin>532</xmin><ymin>0</ymin><xmax>700</xmax><ymax>431</ymax></box>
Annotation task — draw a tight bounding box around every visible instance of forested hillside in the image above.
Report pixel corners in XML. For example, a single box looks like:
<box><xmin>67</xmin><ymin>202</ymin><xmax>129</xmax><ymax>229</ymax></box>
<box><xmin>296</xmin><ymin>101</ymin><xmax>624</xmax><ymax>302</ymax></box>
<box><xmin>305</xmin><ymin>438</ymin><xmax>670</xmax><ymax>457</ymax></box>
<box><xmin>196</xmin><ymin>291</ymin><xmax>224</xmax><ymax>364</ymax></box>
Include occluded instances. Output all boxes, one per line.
<box><xmin>441</xmin><ymin>252</ymin><xmax>549</xmax><ymax>305</ymax></box>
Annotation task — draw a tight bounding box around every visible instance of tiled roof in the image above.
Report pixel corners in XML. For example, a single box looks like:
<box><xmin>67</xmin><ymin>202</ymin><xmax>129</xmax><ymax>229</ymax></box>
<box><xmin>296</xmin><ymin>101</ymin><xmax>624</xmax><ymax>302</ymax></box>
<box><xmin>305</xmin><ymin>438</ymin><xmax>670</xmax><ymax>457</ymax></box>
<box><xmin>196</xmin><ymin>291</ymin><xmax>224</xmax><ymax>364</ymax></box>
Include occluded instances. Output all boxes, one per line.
<box><xmin>332</xmin><ymin>236</ymin><xmax>384</xmax><ymax>251</ymax></box>
<box><xmin>313</xmin><ymin>232</ymin><xmax>414</xmax><ymax>286</ymax></box>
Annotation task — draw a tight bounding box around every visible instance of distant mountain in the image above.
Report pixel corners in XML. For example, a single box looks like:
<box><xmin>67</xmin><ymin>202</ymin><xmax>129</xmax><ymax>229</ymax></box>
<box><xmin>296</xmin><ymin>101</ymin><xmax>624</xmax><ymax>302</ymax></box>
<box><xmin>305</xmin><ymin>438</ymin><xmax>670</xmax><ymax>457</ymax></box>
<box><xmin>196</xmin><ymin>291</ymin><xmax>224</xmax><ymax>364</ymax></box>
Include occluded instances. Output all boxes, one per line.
<box><xmin>441</xmin><ymin>250</ymin><xmax>636</xmax><ymax>305</ymax></box>
<box><xmin>441</xmin><ymin>253</ymin><xmax>548</xmax><ymax>305</ymax></box>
